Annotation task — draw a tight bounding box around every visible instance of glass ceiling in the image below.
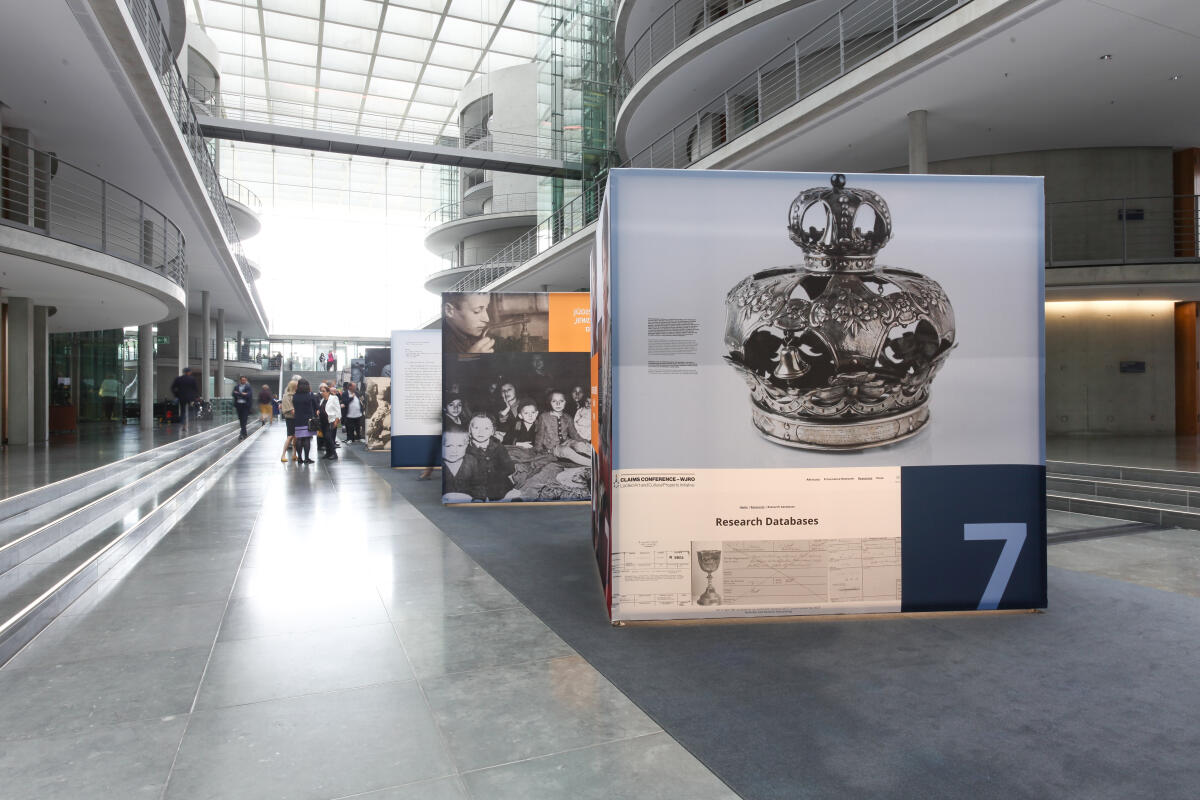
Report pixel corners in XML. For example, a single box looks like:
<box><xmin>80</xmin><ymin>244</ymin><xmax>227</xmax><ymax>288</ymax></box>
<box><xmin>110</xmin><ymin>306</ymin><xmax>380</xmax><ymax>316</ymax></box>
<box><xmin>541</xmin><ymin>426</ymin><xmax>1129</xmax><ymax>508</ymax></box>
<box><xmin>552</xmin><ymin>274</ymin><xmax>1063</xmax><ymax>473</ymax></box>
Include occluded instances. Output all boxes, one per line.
<box><xmin>187</xmin><ymin>0</ymin><xmax>545</xmax><ymax>137</ymax></box>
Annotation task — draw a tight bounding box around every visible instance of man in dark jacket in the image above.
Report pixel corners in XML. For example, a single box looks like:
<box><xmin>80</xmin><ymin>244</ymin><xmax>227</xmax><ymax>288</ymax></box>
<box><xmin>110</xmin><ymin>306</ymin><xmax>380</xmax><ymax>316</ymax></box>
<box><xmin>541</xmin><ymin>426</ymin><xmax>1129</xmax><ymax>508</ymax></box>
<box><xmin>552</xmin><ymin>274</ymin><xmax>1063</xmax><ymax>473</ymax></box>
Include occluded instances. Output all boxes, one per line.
<box><xmin>170</xmin><ymin>367</ymin><xmax>200</xmax><ymax>430</ymax></box>
<box><xmin>233</xmin><ymin>376</ymin><xmax>252</xmax><ymax>439</ymax></box>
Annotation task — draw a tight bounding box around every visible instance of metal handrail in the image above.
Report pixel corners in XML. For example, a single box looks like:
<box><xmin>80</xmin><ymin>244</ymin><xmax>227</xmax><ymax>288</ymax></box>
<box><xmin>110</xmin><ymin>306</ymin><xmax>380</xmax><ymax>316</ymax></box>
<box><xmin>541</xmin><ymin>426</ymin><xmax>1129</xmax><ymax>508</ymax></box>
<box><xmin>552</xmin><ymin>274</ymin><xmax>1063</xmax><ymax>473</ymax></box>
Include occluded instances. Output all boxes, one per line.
<box><xmin>626</xmin><ymin>0</ymin><xmax>968</xmax><ymax>168</ymax></box>
<box><xmin>425</xmin><ymin>192</ymin><xmax>540</xmax><ymax>225</ymax></box>
<box><xmin>221</xmin><ymin>176</ymin><xmax>262</xmax><ymax>213</ymax></box>
<box><xmin>439</xmin><ymin>244</ymin><xmax>516</xmax><ymax>270</ymax></box>
<box><xmin>189</xmin><ymin>83</ymin><xmax>563</xmax><ymax>161</ymax></box>
<box><xmin>621</xmin><ymin>0</ymin><xmax>763</xmax><ymax>87</ymax></box>
<box><xmin>449</xmin><ymin>175</ymin><xmax>608</xmax><ymax>292</ymax></box>
<box><xmin>1046</xmin><ymin>194</ymin><xmax>1200</xmax><ymax>267</ymax></box>
<box><xmin>0</xmin><ymin>135</ymin><xmax>186</xmax><ymax>287</ymax></box>
<box><xmin>121</xmin><ymin>0</ymin><xmax>264</xmax><ymax>311</ymax></box>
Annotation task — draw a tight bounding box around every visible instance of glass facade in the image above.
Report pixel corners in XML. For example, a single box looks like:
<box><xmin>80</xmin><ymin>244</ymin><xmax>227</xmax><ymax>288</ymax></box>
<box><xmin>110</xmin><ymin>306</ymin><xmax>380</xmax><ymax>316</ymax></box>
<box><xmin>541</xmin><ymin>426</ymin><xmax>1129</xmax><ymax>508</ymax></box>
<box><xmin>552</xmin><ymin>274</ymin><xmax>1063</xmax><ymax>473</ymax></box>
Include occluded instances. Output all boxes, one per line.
<box><xmin>48</xmin><ymin>329</ymin><xmax>137</xmax><ymax>429</ymax></box>
<box><xmin>537</xmin><ymin>0</ymin><xmax>616</xmax><ymax>239</ymax></box>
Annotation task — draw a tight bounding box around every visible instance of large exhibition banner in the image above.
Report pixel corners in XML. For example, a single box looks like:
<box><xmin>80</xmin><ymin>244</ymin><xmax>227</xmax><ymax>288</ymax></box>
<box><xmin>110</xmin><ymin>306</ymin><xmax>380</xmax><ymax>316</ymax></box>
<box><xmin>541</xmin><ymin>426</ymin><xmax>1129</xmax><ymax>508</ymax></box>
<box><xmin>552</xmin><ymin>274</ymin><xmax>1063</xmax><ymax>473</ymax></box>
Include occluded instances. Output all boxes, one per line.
<box><xmin>593</xmin><ymin>169</ymin><xmax>1047</xmax><ymax>621</ymax></box>
<box><xmin>390</xmin><ymin>331</ymin><xmax>441</xmax><ymax>468</ymax></box>
<box><xmin>363</xmin><ymin>347</ymin><xmax>391</xmax><ymax>451</ymax></box>
<box><xmin>441</xmin><ymin>291</ymin><xmax>592</xmax><ymax>504</ymax></box>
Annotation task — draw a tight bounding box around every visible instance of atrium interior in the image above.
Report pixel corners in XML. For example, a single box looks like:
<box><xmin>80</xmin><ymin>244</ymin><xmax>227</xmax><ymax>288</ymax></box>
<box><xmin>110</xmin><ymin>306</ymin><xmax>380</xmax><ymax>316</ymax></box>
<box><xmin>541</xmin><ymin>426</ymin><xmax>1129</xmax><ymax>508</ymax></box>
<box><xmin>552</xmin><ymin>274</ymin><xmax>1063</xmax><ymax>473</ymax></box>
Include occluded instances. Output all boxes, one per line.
<box><xmin>1</xmin><ymin>0</ymin><xmax>1199</xmax><ymax>798</ymax></box>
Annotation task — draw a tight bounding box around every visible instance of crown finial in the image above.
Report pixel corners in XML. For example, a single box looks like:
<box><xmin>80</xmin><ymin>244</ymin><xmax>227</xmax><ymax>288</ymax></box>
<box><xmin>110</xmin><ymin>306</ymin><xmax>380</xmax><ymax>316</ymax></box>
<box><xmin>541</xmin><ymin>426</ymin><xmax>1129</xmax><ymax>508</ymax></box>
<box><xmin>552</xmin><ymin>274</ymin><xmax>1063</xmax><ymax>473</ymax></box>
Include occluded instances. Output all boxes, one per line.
<box><xmin>787</xmin><ymin>174</ymin><xmax>893</xmax><ymax>273</ymax></box>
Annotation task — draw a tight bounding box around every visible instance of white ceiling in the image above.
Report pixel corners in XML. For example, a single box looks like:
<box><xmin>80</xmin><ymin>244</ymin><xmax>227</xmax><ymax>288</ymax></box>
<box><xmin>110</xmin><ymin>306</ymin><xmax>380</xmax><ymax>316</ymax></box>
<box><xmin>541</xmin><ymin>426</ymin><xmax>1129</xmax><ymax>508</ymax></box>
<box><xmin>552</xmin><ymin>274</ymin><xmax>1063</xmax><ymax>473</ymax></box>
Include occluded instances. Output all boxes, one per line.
<box><xmin>188</xmin><ymin>0</ymin><xmax>544</xmax><ymax>137</ymax></box>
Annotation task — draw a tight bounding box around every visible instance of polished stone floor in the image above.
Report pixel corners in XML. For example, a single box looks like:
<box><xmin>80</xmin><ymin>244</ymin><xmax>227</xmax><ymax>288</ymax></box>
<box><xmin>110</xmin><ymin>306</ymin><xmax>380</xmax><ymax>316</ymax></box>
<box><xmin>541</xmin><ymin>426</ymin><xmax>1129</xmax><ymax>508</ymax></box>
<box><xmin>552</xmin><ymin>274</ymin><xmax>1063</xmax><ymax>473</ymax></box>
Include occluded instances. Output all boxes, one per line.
<box><xmin>1048</xmin><ymin>509</ymin><xmax>1200</xmax><ymax>598</ymax></box>
<box><xmin>0</xmin><ymin>419</ymin><xmax>225</xmax><ymax>500</ymax></box>
<box><xmin>0</xmin><ymin>428</ymin><xmax>735</xmax><ymax>800</ymax></box>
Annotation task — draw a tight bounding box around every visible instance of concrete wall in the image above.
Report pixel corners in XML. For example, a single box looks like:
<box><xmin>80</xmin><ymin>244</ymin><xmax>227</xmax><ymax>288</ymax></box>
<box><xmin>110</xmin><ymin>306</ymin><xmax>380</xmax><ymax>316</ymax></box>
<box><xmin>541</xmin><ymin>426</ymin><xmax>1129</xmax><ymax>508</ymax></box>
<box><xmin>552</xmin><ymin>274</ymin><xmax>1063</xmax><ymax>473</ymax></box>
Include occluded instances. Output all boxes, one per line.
<box><xmin>922</xmin><ymin>147</ymin><xmax>1176</xmax><ymax>264</ymax></box>
<box><xmin>1046</xmin><ymin>301</ymin><xmax>1176</xmax><ymax>434</ymax></box>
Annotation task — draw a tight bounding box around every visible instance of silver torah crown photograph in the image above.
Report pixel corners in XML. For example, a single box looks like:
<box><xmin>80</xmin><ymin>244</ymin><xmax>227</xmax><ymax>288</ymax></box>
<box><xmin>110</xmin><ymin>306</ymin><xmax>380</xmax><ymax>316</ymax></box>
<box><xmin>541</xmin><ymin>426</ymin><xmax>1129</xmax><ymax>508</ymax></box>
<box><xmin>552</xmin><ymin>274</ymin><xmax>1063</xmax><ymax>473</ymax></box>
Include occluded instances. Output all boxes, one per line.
<box><xmin>724</xmin><ymin>174</ymin><xmax>957</xmax><ymax>451</ymax></box>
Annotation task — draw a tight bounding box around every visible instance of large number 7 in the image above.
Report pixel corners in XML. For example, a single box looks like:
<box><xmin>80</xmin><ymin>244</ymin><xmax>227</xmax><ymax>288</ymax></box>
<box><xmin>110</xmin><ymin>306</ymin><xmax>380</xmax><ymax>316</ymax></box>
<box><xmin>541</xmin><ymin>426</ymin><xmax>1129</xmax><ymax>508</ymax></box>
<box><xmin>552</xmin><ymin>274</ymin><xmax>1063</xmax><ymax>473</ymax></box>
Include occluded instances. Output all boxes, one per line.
<box><xmin>963</xmin><ymin>523</ymin><xmax>1027</xmax><ymax>610</ymax></box>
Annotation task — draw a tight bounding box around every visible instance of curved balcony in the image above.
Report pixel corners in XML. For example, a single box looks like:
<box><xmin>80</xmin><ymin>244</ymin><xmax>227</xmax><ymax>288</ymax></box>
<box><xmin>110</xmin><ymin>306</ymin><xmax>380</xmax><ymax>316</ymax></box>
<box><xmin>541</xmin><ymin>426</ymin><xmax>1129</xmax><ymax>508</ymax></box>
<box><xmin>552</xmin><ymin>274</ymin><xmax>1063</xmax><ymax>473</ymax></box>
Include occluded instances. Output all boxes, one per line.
<box><xmin>618</xmin><ymin>0</ymin><xmax>766</xmax><ymax>87</ymax></box>
<box><xmin>423</xmin><ymin>192</ymin><xmax>539</xmax><ymax>255</ymax></box>
<box><xmin>448</xmin><ymin>176</ymin><xmax>608</xmax><ymax>293</ymax></box>
<box><xmin>622</xmin><ymin>0</ymin><xmax>968</xmax><ymax>166</ymax></box>
<box><xmin>221</xmin><ymin>176</ymin><xmax>262</xmax><ymax>239</ymax></box>
<box><xmin>123</xmin><ymin>0</ymin><xmax>266</xmax><ymax>325</ymax></box>
<box><xmin>0</xmin><ymin>136</ymin><xmax>186</xmax><ymax>329</ymax></box>
<box><xmin>425</xmin><ymin>244</ymin><xmax>517</xmax><ymax>294</ymax></box>
<box><xmin>1</xmin><ymin>136</ymin><xmax>186</xmax><ymax>286</ymax></box>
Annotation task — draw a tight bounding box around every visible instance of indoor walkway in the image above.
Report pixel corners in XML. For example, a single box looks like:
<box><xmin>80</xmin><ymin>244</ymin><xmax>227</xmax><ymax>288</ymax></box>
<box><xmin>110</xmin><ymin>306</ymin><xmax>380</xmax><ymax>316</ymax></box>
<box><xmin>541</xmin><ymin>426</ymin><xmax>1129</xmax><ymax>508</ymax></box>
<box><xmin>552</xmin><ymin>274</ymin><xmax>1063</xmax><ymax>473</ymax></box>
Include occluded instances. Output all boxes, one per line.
<box><xmin>0</xmin><ymin>428</ymin><xmax>734</xmax><ymax>800</ymax></box>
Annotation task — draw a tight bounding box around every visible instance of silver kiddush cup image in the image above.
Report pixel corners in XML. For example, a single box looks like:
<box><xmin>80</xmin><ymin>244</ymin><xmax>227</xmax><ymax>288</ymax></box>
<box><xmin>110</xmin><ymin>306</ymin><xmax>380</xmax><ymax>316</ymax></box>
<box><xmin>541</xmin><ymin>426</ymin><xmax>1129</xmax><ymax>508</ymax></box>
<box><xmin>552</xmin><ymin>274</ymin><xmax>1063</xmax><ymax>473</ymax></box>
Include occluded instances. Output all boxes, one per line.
<box><xmin>724</xmin><ymin>174</ymin><xmax>956</xmax><ymax>450</ymax></box>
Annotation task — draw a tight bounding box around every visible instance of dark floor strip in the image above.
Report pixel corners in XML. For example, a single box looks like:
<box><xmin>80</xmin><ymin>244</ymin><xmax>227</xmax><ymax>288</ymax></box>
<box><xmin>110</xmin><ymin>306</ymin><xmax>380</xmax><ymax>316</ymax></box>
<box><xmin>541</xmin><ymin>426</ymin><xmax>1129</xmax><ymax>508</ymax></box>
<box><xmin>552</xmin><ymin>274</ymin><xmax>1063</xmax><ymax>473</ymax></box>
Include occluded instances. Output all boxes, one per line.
<box><xmin>352</xmin><ymin>448</ymin><xmax>1200</xmax><ymax>800</ymax></box>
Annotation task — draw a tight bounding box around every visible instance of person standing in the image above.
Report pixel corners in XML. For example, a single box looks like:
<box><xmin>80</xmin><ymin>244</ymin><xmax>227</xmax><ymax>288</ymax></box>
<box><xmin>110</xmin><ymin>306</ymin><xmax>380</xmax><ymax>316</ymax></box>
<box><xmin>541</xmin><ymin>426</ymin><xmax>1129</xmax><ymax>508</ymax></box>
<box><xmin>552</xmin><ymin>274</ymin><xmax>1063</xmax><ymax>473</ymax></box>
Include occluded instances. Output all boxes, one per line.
<box><xmin>343</xmin><ymin>383</ymin><xmax>364</xmax><ymax>442</ymax></box>
<box><xmin>258</xmin><ymin>384</ymin><xmax>274</xmax><ymax>426</ymax></box>
<box><xmin>291</xmin><ymin>378</ymin><xmax>318</xmax><ymax>464</ymax></box>
<box><xmin>233</xmin><ymin>376</ymin><xmax>252</xmax><ymax>439</ymax></box>
<box><xmin>99</xmin><ymin>374</ymin><xmax>122</xmax><ymax>422</ymax></box>
<box><xmin>279</xmin><ymin>378</ymin><xmax>298</xmax><ymax>462</ymax></box>
<box><xmin>319</xmin><ymin>384</ymin><xmax>341</xmax><ymax>460</ymax></box>
<box><xmin>319</xmin><ymin>351</ymin><xmax>326</xmax><ymax>370</ymax></box>
<box><xmin>170</xmin><ymin>367</ymin><xmax>199</xmax><ymax>431</ymax></box>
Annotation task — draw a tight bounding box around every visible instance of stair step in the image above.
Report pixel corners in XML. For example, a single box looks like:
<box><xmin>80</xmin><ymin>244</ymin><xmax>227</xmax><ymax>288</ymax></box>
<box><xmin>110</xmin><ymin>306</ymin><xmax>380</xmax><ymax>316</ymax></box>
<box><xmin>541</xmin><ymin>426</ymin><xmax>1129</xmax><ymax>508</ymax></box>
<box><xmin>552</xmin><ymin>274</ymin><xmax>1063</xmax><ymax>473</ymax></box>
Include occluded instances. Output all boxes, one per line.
<box><xmin>0</xmin><ymin>423</ymin><xmax>237</xmax><ymax>530</ymax></box>
<box><xmin>1047</xmin><ymin>460</ymin><xmax>1200</xmax><ymax>489</ymax></box>
<box><xmin>1046</xmin><ymin>490</ymin><xmax>1200</xmax><ymax>531</ymax></box>
<box><xmin>1046</xmin><ymin>475</ymin><xmax>1200</xmax><ymax>509</ymax></box>
<box><xmin>0</xmin><ymin>423</ymin><xmax>265</xmax><ymax>666</ymax></box>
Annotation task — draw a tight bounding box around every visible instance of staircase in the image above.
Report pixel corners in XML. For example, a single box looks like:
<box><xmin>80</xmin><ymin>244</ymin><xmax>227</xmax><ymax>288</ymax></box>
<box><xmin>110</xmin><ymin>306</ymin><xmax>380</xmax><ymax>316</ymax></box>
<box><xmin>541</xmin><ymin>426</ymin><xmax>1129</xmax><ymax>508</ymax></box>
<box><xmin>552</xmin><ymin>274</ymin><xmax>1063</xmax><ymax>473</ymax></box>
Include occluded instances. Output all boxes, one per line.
<box><xmin>0</xmin><ymin>421</ymin><xmax>264</xmax><ymax>665</ymax></box>
<box><xmin>1047</xmin><ymin>460</ymin><xmax>1200</xmax><ymax>530</ymax></box>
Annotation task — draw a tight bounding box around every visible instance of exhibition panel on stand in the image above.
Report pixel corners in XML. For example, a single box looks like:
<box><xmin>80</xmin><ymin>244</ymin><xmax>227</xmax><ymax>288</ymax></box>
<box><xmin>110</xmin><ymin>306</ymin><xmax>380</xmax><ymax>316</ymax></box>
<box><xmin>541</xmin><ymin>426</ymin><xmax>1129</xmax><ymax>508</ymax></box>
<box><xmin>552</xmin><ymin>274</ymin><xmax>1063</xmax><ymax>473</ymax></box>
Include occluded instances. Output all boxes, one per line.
<box><xmin>592</xmin><ymin>169</ymin><xmax>1047</xmax><ymax>622</ymax></box>
<box><xmin>441</xmin><ymin>291</ymin><xmax>593</xmax><ymax>504</ymax></box>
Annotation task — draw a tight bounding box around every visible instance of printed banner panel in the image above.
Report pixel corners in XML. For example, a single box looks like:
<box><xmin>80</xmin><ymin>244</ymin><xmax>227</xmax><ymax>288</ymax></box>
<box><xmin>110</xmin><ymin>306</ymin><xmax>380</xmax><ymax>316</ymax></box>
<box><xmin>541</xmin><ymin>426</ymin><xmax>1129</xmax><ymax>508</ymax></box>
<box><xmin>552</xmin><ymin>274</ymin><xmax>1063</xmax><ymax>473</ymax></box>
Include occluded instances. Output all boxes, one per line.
<box><xmin>391</xmin><ymin>331</ymin><xmax>441</xmax><ymax>468</ymax></box>
<box><xmin>596</xmin><ymin>169</ymin><xmax>1046</xmax><ymax>620</ymax></box>
<box><xmin>441</xmin><ymin>291</ymin><xmax>593</xmax><ymax>504</ymax></box>
<box><xmin>612</xmin><ymin>467</ymin><xmax>902</xmax><ymax>620</ymax></box>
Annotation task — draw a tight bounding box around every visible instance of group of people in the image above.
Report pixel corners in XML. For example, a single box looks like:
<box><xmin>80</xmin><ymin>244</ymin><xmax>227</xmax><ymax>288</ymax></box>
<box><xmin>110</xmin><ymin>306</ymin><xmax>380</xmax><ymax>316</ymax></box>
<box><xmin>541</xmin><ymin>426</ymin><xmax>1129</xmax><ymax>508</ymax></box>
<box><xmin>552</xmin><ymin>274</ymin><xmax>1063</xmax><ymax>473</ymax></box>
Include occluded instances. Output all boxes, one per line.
<box><xmin>318</xmin><ymin>350</ymin><xmax>338</xmax><ymax>371</ymax></box>
<box><xmin>441</xmin><ymin>383</ymin><xmax>591</xmax><ymax>502</ymax></box>
<box><xmin>276</xmin><ymin>377</ymin><xmax>367</xmax><ymax>463</ymax></box>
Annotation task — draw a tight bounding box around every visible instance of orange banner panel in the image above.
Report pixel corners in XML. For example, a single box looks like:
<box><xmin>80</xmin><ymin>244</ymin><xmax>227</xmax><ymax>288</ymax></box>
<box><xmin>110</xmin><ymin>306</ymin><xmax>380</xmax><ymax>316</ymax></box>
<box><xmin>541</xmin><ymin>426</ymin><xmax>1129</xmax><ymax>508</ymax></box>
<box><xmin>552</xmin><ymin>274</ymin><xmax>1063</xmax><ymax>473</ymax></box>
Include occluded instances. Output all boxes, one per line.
<box><xmin>548</xmin><ymin>293</ymin><xmax>592</xmax><ymax>352</ymax></box>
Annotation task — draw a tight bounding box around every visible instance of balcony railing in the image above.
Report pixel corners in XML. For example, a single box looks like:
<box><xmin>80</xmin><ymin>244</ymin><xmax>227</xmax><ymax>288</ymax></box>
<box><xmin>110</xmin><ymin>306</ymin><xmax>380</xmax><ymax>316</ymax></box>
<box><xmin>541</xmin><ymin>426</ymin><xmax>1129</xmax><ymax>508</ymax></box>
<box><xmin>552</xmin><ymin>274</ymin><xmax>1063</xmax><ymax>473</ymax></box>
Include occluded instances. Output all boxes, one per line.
<box><xmin>121</xmin><ymin>0</ymin><xmax>263</xmax><ymax>305</ymax></box>
<box><xmin>449</xmin><ymin>176</ymin><xmax>608</xmax><ymax>292</ymax></box>
<box><xmin>221</xmin><ymin>176</ymin><xmax>262</xmax><ymax>213</ymax></box>
<box><xmin>425</xmin><ymin>192</ymin><xmax>540</xmax><ymax>226</ymax></box>
<box><xmin>0</xmin><ymin>136</ymin><xmax>186</xmax><ymax>287</ymax></box>
<box><xmin>1047</xmin><ymin>195</ymin><xmax>1200</xmax><ymax>267</ymax></box>
<box><xmin>626</xmin><ymin>0</ymin><xmax>968</xmax><ymax>168</ymax></box>
<box><xmin>621</xmin><ymin>0</ymin><xmax>763</xmax><ymax>88</ymax></box>
<box><xmin>439</xmin><ymin>244</ymin><xmax>515</xmax><ymax>271</ymax></box>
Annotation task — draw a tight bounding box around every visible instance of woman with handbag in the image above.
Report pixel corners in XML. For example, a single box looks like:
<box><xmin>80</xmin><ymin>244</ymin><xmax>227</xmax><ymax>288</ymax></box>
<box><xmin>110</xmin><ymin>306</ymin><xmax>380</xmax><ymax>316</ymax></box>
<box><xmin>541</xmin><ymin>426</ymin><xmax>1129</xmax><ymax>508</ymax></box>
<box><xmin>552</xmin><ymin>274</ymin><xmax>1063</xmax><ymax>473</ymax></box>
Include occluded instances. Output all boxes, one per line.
<box><xmin>291</xmin><ymin>378</ymin><xmax>319</xmax><ymax>464</ymax></box>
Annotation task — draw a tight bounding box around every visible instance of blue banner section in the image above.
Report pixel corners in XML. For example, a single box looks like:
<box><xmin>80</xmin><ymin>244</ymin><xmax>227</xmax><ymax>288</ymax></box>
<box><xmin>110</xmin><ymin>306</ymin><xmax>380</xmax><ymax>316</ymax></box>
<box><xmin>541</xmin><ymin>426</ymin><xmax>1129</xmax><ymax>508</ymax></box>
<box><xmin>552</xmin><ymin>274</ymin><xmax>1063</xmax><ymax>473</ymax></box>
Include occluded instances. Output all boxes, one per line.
<box><xmin>391</xmin><ymin>435</ymin><xmax>441</xmax><ymax>469</ymax></box>
<box><xmin>901</xmin><ymin>465</ymin><xmax>1047</xmax><ymax>612</ymax></box>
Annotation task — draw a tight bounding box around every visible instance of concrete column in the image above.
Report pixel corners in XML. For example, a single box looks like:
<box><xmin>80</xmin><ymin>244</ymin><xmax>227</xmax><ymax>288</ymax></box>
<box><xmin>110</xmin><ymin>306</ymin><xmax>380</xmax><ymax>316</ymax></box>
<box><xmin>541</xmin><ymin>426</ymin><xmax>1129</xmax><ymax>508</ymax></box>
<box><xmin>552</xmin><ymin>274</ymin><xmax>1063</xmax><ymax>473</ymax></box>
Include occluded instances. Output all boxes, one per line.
<box><xmin>69</xmin><ymin>337</ymin><xmax>81</xmax><ymax>411</ymax></box>
<box><xmin>215</xmin><ymin>308</ymin><xmax>225</xmax><ymax>401</ymax></box>
<box><xmin>177</xmin><ymin>294</ymin><xmax>189</xmax><ymax>376</ymax></box>
<box><xmin>200</xmin><ymin>290</ymin><xmax>211</xmax><ymax>401</ymax></box>
<box><xmin>907</xmin><ymin>109</ymin><xmax>928</xmax><ymax>174</ymax></box>
<box><xmin>33</xmin><ymin>305</ymin><xmax>48</xmax><ymax>442</ymax></box>
<box><xmin>6</xmin><ymin>297</ymin><xmax>34</xmax><ymax>444</ymax></box>
<box><xmin>139</xmin><ymin>324</ymin><xmax>154</xmax><ymax>430</ymax></box>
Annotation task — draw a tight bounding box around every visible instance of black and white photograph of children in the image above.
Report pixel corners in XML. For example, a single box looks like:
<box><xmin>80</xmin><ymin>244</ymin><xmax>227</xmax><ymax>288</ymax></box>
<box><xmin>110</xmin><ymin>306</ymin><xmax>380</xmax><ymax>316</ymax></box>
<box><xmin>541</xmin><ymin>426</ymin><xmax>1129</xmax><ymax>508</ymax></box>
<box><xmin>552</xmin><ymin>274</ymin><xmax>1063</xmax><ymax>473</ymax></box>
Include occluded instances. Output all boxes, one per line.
<box><xmin>441</xmin><ymin>351</ymin><xmax>591</xmax><ymax>503</ymax></box>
